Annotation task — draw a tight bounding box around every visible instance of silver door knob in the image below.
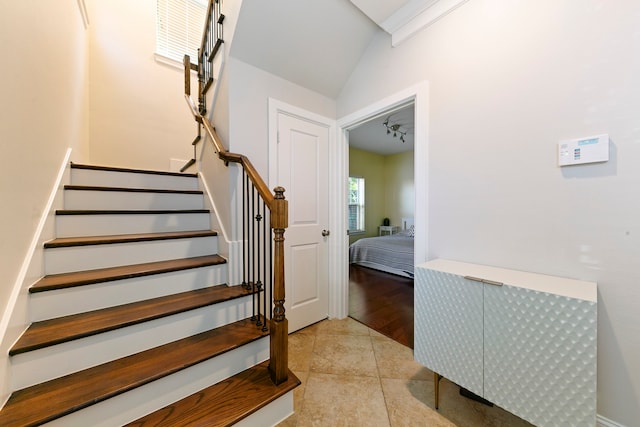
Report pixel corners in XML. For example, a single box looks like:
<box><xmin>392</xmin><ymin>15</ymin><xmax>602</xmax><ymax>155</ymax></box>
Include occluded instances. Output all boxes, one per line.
<box><xmin>322</xmin><ymin>229</ymin><xmax>330</xmax><ymax>237</ymax></box>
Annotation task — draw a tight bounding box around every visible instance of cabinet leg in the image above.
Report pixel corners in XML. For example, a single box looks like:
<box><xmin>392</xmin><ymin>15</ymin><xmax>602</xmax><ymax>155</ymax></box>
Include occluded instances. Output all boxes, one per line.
<box><xmin>434</xmin><ymin>372</ymin><xmax>443</xmax><ymax>409</ymax></box>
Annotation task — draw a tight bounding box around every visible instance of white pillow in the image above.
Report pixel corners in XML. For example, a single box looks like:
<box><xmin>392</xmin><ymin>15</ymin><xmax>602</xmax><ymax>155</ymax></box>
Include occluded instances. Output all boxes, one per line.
<box><xmin>398</xmin><ymin>225</ymin><xmax>414</xmax><ymax>237</ymax></box>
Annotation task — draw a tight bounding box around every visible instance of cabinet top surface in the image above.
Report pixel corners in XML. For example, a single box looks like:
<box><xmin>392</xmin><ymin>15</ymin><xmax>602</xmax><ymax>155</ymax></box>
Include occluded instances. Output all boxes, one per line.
<box><xmin>418</xmin><ymin>259</ymin><xmax>597</xmax><ymax>302</ymax></box>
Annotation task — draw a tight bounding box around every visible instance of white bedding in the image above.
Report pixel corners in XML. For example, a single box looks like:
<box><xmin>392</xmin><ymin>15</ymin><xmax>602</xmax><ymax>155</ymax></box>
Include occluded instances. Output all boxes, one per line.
<box><xmin>349</xmin><ymin>233</ymin><xmax>414</xmax><ymax>278</ymax></box>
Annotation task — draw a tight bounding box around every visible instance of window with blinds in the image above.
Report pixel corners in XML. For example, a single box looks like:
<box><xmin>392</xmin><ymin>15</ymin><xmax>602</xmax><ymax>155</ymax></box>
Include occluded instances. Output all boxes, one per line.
<box><xmin>348</xmin><ymin>177</ymin><xmax>365</xmax><ymax>233</ymax></box>
<box><xmin>156</xmin><ymin>0</ymin><xmax>207</xmax><ymax>64</ymax></box>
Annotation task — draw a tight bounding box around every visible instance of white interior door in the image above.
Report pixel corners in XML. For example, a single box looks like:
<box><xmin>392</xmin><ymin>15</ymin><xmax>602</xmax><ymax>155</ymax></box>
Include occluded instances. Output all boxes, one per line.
<box><xmin>275</xmin><ymin>112</ymin><xmax>329</xmax><ymax>332</ymax></box>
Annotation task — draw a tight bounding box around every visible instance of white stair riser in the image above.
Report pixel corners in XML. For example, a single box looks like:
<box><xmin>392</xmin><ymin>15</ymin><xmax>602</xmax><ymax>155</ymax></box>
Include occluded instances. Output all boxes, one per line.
<box><xmin>64</xmin><ymin>190</ymin><xmax>204</xmax><ymax>211</ymax></box>
<box><xmin>71</xmin><ymin>168</ymin><xmax>198</xmax><ymax>191</ymax></box>
<box><xmin>41</xmin><ymin>337</ymin><xmax>269</xmax><ymax>427</ymax></box>
<box><xmin>13</xmin><ymin>296</ymin><xmax>257</xmax><ymax>389</ymax></box>
<box><xmin>45</xmin><ymin>236</ymin><xmax>218</xmax><ymax>275</ymax></box>
<box><xmin>30</xmin><ymin>264</ymin><xmax>228</xmax><ymax>321</ymax></box>
<box><xmin>55</xmin><ymin>212</ymin><xmax>211</xmax><ymax>237</ymax></box>
<box><xmin>236</xmin><ymin>392</ymin><xmax>294</xmax><ymax>427</ymax></box>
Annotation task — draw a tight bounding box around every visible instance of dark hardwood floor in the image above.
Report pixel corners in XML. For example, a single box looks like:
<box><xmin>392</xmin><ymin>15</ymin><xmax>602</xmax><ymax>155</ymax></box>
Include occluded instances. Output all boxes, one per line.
<box><xmin>348</xmin><ymin>264</ymin><xmax>414</xmax><ymax>348</ymax></box>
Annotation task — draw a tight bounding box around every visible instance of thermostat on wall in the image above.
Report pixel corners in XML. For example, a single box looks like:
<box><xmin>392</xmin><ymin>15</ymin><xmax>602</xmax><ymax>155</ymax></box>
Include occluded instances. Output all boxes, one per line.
<box><xmin>558</xmin><ymin>134</ymin><xmax>609</xmax><ymax>166</ymax></box>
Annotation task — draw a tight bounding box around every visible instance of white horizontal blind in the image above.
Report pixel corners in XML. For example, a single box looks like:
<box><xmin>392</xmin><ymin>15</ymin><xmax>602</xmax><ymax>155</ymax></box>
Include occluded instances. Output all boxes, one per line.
<box><xmin>348</xmin><ymin>177</ymin><xmax>365</xmax><ymax>232</ymax></box>
<box><xmin>156</xmin><ymin>0</ymin><xmax>207</xmax><ymax>63</ymax></box>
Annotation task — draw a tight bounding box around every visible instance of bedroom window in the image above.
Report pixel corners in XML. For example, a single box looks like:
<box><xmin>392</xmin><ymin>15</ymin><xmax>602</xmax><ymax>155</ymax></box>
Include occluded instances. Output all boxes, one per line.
<box><xmin>348</xmin><ymin>177</ymin><xmax>365</xmax><ymax>233</ymax></box>
<box><xmin>156</xmin><ymin>0</ymin><xmax>208</xmax><ymax>65</ymax></box>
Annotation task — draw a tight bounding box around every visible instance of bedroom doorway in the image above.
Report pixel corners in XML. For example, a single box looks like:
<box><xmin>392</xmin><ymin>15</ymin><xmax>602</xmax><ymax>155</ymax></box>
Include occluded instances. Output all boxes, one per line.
<box><xmin>345</xmin><ymin>102</ymin><xmax>416</xmax><ymax>347</ymax></box>
<box><xmin>332</xmin><ymin>82</ymin><xmax>428</xmax><ymax>339</ymax></box>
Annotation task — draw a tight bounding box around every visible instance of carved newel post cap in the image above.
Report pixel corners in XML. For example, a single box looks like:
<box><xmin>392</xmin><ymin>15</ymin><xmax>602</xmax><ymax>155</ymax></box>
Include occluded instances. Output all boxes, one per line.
<box><xmin>273</xmin><ymin>187</ymin><xmax>286</xmax><ymax>199</ymax></box>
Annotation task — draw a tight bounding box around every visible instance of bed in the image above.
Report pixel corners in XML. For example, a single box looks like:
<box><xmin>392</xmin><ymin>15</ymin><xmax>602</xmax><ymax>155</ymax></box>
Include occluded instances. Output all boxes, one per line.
<box><xmin>349</xmin><ymin>217</ymin><xmax>415</xmax><ymax>278</ymax></box>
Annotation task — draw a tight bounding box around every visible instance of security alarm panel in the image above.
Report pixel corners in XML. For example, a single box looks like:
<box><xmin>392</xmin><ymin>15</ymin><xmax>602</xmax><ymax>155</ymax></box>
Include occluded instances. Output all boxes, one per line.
<box><xmin>558</xmin><ymin>134</ymin><xmax>609</xmax><ymax>166</ymax></box>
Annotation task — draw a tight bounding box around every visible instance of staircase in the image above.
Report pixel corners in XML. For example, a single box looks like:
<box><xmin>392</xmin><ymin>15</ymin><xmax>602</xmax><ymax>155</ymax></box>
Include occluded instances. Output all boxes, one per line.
<box><xmin>0</xmin><ymin>163</ymin><xmax>299</xmax><ymax>426</ymax></box>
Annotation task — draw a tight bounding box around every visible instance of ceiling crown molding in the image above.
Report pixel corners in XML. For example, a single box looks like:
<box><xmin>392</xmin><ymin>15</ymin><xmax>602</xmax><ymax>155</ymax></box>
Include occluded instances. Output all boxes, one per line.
<box><xmin>381</xmin><ymin>0</ymin><xmax>470</xmax><ymax>46</ymax></box>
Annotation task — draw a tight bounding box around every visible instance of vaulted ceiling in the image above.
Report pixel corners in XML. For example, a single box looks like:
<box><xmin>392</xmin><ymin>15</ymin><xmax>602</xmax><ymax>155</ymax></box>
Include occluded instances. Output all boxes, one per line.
<box><xmin>229</xmin><ymin>0</ymin><xmax>456</xmax><ymax>99</ymax></box>
<box><xmin>230</xmin><ymin>0</ymin><xmax>380</xmax><ymax>99</ymax></box>
<box><xmin>229</xmin><ymin>0</ymin><xmax>467</xmax><ymax>154</ymax></box>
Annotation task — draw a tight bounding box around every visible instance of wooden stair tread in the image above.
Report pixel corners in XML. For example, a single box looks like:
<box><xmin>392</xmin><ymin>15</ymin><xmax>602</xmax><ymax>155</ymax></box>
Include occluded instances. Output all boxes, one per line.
<box><xmin>56</xmin><ymin>209</ymin><xmax>209</xmax><ymax>215</ymax></box>
<box><xmin>64</xmin><ymin>184</ymin><xmax>203</xmax><ymax>194</ymax></box>
<box><xmin>0</xmin><ymin>318</ymin><xmax>268</xmax><ymax>427</ymax></box>
<box><xmin>44</xmin><ymin>230</ymin><xmax>217</xmax><ymax>248</ymax></box>
<box><xmin>11</xmin><ymin>285</ymin><xmax>253</xmax><ymax>355</ymax></box>
<box><xmin>71</xmin><ymin>162</ymin><xmax>197</xmax><ymax>178</ymax></box>
<box><xmin>126</xmin><ymin>361</ymin><xmax>300</xmax><ymax>427</ymax></box>
<box><xmin>31</xmin><ymin>254</ymin><xmax>226</xmax><ymax>292</ymax></box>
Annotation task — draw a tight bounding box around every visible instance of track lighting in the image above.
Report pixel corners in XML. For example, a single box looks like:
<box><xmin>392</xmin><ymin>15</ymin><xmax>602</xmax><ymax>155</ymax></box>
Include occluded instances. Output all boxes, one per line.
<box><xmin>382</xmin><ymin>116</ymin><xmax>407</xmax><ymax>143</ymax></box>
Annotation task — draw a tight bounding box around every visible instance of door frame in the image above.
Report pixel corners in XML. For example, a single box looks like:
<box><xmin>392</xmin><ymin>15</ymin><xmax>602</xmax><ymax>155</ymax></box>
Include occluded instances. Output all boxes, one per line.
<box><xmin>333</xmin><ymin>81</ymin><xmax>430</xmax><ymax>318</ymax></box>
<box><xmin>268</xmin><ymin>98</ymin><xmax>337</xmax><ymax>325</ymax></box>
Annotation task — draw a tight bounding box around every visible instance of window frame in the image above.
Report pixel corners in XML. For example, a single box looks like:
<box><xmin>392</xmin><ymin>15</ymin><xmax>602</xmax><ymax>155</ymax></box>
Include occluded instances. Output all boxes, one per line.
<box><xmin>155</xmin><ymin>0</ymin><xmax>208</xmax><ymax>68</ymax></box>
<box><xmin>348</xmin><ymin>176</ymin><xmax>365</xmax><ymax>234</ymax></box>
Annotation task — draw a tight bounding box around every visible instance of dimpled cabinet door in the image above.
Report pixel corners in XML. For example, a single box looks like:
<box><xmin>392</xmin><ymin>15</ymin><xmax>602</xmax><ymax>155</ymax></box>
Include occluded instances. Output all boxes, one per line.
<box><xmin>484</xmin><ymin>283</ymin><xmax>597</xmax><ymax>427</ymax></box>
<box><xmin>414</xmin><ymin>265</ymin><xmax>484</xmax><ymax>397</ymax></box>
<box><xmin>415</xmin><ymin>259</ymin><xmax>597</xmax><ymax>427</ymax></box>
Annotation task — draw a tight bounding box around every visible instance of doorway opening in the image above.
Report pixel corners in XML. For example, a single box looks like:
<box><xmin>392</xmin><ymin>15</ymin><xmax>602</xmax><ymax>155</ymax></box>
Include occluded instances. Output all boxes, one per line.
<box><xmin>331</xmin><ymin>82</ymin><xmax>428</xmax><ymax>345</ymax></box>
<box><xmin>345</xmin><ymin>102</ymin><xmax>415</xmax><ymax>347</ymax></box>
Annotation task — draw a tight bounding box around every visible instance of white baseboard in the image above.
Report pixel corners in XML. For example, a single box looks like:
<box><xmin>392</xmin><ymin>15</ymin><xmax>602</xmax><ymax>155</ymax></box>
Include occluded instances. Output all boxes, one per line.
<box><xmin>0</xmin><ymin>148</ymin><xmax>72</xmax><ymax>408</ymax></box>
<box><xmin>597</xmin><ymin>414</ymin><xmax>627</xmax><ymax>427</ymax></box>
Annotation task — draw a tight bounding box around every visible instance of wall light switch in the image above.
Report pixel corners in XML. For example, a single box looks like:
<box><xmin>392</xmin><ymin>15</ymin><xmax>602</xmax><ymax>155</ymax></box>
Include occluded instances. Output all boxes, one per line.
<box><xmin>558</xmin><ymin>134</ymin><xmax>609</xmax><ymax>166</ymax></box>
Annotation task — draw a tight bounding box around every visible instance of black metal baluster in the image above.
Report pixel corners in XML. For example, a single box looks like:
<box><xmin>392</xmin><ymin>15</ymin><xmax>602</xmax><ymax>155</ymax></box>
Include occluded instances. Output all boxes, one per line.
<box><xmin>245</xmin><ymin>172</ymin><xmax>250</xmax><ymax>291</ymax></box>
<box><xmin>250</xmin><ymin>185</ymin><xmax>256</xmax><ymax>322</ymax></box>
<box><xmin>217</xmin><ymin>0</ymin><xmax>223</xmax><ymax>43</ymax></box>
<box><xmin>242</xmin><ymin>171</ymin><xmax>248</xmax><ymax>290</ymax></box>
<box><xmin>197</xmin><ymin>47</ymin><xmax>204</xmax><ymax>114</ymax></box>
<box><xmin>270</xmin><ymin>218</ymin><xmax>274</xmax><ymax>326</ymax></box>
<box><xmin>255</xmin><ymin>201</ymin><xmax>263</xmax><ymax>328</ymax></box>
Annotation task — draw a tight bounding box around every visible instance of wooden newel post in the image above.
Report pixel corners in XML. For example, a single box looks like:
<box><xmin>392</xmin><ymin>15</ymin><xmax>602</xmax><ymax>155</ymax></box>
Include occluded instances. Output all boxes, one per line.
<box><xmin>269</xmin><ymin>186</ymin><xmax>288</xmax><ymax>385</ymax></box>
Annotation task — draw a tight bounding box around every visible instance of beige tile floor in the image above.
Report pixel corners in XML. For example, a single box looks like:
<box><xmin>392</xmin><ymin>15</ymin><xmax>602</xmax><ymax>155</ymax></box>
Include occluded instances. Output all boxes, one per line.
<box><xmin>277</xmin><ymin>318</ymin><xmax>534</xmax><ymax>427</ymax></box>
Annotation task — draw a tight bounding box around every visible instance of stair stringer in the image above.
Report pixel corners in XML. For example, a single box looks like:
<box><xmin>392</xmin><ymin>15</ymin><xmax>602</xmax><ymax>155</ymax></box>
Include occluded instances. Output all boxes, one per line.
<box><xmin>198</xmin><ymin>158</ymin><xmax>246</xmax><ymax>286</ymax></box>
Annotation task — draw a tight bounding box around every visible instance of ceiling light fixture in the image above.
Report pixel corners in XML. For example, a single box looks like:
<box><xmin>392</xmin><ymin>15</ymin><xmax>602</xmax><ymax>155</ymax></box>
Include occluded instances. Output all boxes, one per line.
<box><xmin>383</xmin><ymin>117</ymin><xmax>407</xmax><ymax>143</ymax></box>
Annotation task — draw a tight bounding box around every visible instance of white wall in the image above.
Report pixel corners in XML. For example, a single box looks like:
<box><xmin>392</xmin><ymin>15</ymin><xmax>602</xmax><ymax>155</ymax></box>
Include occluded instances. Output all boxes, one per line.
<box><xmin>348</xmin><ymin>147</ymin><xmax>386</xmax><ymax>244</ymax></box>
<box><xmin>0</xmin><ymin>0</ymin><xmax>90</xmax><ymax>405</ymax></box>
<box><xmin>226</xmin><ymin>57</ymin><xmax>336</xmax><ymax>240</ymax></box>
<box><xmin>228</xmin><ymin>57</ymin><xmax>336</xmax><ymax>177</ymax></box>
<box><xmin>338</xmin><ymin>1</ymin><xmax>640</xmax><ymax>425</ymax></box>
<box><xmin>87</xmin><ymin>0</ymin><xmax>195</xmax><ymax>171</ymax></box>
<box><xmin>385</xmin><ymin>150</ymin><xmax>414</xmax><ymax>227</ymax></box>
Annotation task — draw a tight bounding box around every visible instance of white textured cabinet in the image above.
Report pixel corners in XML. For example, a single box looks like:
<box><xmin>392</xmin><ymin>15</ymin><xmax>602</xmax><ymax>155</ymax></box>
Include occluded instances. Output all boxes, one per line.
<box><xmin>415</xmin><ymin>259</ymin><xmax>597</xmax><ymax>427</ymax></box>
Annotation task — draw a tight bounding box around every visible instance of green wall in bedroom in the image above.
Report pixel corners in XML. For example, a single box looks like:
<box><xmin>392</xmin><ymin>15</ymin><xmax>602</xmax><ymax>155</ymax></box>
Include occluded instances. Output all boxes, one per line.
<box><xmin>385</xmin><ymin>150</ymin><xmax>415</xmax><ymax>228</ymax></box>
<box><xmin>348</xmin><ymin>147</ymin><xmax>414</xmax><ymax>244</ymax></box>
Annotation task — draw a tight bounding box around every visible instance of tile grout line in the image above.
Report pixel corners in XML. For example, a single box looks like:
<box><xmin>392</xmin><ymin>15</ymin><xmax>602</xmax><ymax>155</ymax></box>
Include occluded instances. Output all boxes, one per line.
<box><xmin>370</xmin><ymin>328</ymin><xmax>394</xmax><ymax>427</ymax></box>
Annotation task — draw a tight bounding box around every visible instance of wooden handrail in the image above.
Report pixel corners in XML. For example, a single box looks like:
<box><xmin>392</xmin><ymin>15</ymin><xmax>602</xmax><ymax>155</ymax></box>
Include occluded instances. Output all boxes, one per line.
<box><xmin>183</xmin><ymin>91</ymin><xmax>289</xmax><ymax>384</ymax></box>
<box><xmin>183</xmin><ymin>2</ymin><xmax>289</xmax><ymax>384</ymax></box>
<box><xmin>219</xmin><ymin>153</ymin><xmax>275</xmax><ymax>206</ymax></box>
<box><xmin>199</xmin><ymin>0</ymin><xmax>216</xmax><ymax>57</ymax></box>
<box><xmin>183</xmin><ymin>94</ymin><xmax>275</xmax><ymax>207</ymax></box>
